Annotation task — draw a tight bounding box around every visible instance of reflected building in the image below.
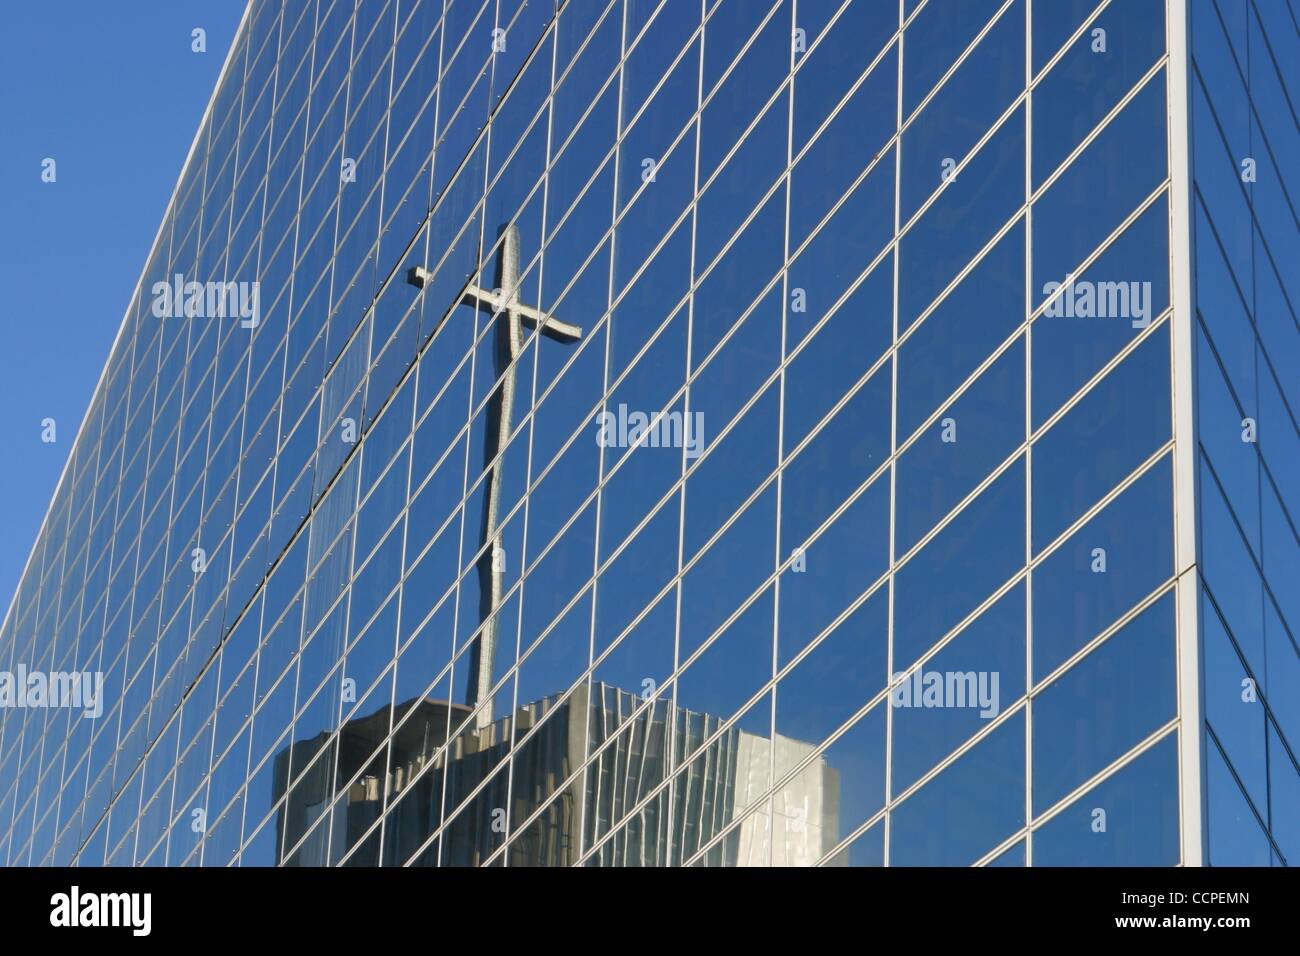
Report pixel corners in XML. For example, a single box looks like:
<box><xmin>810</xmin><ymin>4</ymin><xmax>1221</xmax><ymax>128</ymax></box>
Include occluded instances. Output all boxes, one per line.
<box><xmin>274</xmin><ymin>683</ymin><xmax>839</xmax><ymax>866</ymax></box>
<box><xmin>1</xmin><ymin>0</ymin><xmax>1297</xmax><ymax>867</ymax></box>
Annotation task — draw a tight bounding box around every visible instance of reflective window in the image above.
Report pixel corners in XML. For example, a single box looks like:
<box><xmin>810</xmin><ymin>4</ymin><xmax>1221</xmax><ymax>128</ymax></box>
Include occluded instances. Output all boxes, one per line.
<box><xmin>892</xmin><ymin>583</ymin><xmax>1025</xmax><ymax>794</ymax></box>
<box><xmin>1031</xmin><ymin>324</ymin><xmax>1171</xmax><ymax>553</ymax></box>
<box><xmin>1032</xmin><ymin>593</ymin><xmax>1176</xmax><ymax>816</ymax></box>
<box><xmin>1032</xmin><ymin>455</ymin><xmax>1173</xmax><ymax>680</ymax></box>
<box><xmin>1033</xmin><ymin>733</ymin><xmax>1180</xmax><ymax>866</ymax></box>
<box><xmin>890</xmin><ymin>711</ymin><xmax>1025</xmax><ymax>867</ymax></box>
<box><xmin>895</xmin><ymin>459</ymin><xmax>1025</xmax><ymax>671</ymax></box>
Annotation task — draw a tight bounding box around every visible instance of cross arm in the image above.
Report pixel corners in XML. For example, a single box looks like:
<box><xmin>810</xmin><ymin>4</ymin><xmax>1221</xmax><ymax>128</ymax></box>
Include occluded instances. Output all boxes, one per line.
<box><xmin>407</xmin><ymin>266</ymin><xmax>582</xmax><ymax>341</ymax></box>
<box><xmin>462</xmin><ymin>283</ymin><xmax>583</xmax><ymax>340</ymax></box>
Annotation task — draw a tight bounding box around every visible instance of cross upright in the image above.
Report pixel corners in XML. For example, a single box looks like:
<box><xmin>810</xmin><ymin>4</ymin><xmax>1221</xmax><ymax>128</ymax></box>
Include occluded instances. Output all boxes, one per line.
<box><xmin>409</xmin><ymin>224</ymin><xmax>582</xmax><ymax>729</ymax></box>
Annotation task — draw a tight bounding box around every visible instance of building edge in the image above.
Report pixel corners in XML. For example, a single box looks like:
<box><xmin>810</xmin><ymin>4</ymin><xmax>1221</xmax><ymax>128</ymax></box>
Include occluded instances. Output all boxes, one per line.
<box><xmin>1166</xmin><ymin>0</ymin><xmax>1207</xmax><ymax>867</ymax></box>
<box><xmin>0</xmin><ymin>2</ymin><xmax>257</xmax><ymax>643</ymax></box>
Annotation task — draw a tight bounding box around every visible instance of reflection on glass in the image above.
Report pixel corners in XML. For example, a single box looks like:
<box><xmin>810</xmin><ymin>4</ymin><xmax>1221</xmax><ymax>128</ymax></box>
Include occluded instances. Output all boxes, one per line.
<box><xmin>273</xmin><ymin>681</ymin><xmax>844</xmax><ymax>867</ymax></box>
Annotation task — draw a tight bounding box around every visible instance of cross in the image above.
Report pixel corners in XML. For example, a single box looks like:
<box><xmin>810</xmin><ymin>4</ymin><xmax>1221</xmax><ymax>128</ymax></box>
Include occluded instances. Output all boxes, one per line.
<box><xmin>408</xmin><ymin>224</ymin><xmax>582</xmax><ymax>729</ymax></box>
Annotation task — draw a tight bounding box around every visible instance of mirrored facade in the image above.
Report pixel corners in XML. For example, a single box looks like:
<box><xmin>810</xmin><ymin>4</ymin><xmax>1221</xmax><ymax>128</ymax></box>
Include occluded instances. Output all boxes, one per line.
<box><xmin>0</xmin><ymin>0</ymin><xmax>1294</xmax><ymax>867</ymax></box>
<box><xmin>1189</xmin><ymin>0</ymin><xmax>1300</xmax><ymax>866</ymax></box>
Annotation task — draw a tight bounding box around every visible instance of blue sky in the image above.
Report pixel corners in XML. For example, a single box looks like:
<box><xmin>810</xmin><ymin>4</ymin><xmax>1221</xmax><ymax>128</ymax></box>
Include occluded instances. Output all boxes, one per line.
<box><xmin>0</xmin><ymin>2</ymin><xmax>243</xmax><ymax>609</ymax></box>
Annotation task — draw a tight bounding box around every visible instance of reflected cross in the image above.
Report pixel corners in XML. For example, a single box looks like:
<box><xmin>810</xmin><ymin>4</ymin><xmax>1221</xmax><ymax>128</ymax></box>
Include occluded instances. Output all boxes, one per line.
<box><xmin>408</xmin><ymin>224</ymin><xmax>582</xmax><ymax>728</ymax></box>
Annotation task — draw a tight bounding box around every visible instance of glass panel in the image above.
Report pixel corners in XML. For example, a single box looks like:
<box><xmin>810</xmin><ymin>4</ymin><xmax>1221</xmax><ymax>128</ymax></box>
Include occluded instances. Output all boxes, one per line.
<box><xmin>890</xmin><ymin>710</ymin><xmax>1025</xmax><ymax>866</ymax></box>
<box><xmin>1033</xmin><ymin>733</ymin><xmax>1180</xmax><ymax>866</ymax></box>
<box><xmin>1032</xmin><ymin>592</ymin><xmax>1176</xmax><ymax>816</ymax></box>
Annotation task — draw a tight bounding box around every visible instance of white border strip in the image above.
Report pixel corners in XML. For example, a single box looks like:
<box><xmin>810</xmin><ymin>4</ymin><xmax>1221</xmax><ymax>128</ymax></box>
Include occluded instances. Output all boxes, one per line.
<box><xmin>1166</xmin><ymin>0</ymin><xmax>1205</xmax><ymax>868</ymax></box>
